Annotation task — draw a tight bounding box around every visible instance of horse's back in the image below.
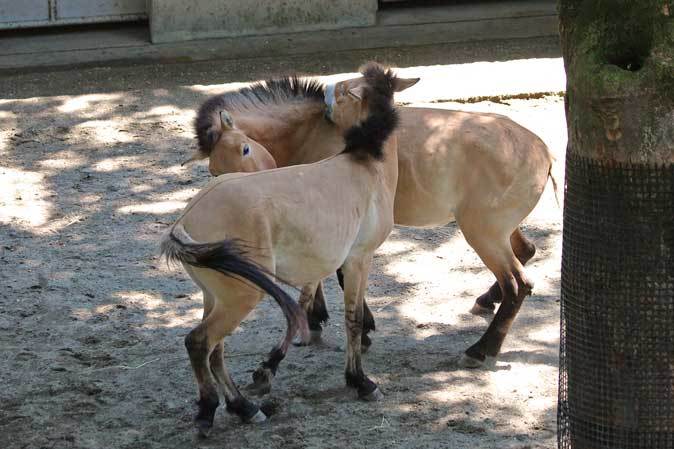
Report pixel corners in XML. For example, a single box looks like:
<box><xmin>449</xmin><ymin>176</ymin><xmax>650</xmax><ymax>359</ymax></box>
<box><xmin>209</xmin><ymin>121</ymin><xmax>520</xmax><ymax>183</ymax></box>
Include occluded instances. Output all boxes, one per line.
<box><xmin>393</xmin><ymin>107</ymin><xmax>552</xmax><ymax>228</ymax></box>
<box><xmin>178</xmin><ymin>158</ymin><xmax>376</xmax><ymax>285</ymax></box>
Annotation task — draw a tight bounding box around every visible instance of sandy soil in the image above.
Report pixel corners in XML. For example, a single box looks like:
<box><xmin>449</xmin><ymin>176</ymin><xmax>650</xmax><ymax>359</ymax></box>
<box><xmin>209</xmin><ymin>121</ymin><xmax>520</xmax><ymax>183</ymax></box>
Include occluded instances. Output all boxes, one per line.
<box><xmin>0</xmin><ymin>48</ymin><xmax>565</xmax><ymax>449</ymax></box>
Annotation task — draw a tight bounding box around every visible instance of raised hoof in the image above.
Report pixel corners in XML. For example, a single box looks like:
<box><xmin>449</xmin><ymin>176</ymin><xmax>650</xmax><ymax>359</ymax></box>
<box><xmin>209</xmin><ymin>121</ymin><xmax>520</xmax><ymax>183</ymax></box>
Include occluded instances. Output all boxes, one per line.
<box><xmin>259</xmin><ymin>399</ymin><xmax>280</xmax><ymax>417</ymax></box>
<box><xmin>458</xmin><ymin>353</ymin><xmax>497</xmax><ymax>369</ymax></box>
<box><xmin>243</xmin><ymin>409</ymin><xmax>267</xmax><ymax>424</ymax></box>
<box><xmin>245</xmin><ymin>382</ymin><xmax>271</xmax><ymax>397</ymax></box>
<box><xmin>469</xmin><ymin>302</ymin><xmax>495</xmax><ymax>316</ymax></box>
<box><xmin>360</xmin><ymin>387</ymin><xmax>384</xmax><ymax>402</ymax></box>
<box><xmin>246</xmin><ymin>368</ymin><xmax>273</xmax><ymax>396</ymax></box>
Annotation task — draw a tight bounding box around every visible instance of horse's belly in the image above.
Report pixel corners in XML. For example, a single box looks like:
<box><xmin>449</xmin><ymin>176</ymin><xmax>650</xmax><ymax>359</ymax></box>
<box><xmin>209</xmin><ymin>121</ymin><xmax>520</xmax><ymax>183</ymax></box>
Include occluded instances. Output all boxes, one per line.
<box><xmin>393</xmin><ymin>167</ymin><xmax>458</xmax><ymax>227</ymax></box>
<box><xmin>274</xmin><ymin>249</ymin><xmax>346</xmax><ymax>286</ymax></box>
<box><xmin>394</xmin><ymin>196</ymin><xmax>456</xmax><ymax>227</ymax></box>
<box><xmin>272</xmin><ymin>222</ymin><xmax>360</xmax><ymax>286</ymax></box>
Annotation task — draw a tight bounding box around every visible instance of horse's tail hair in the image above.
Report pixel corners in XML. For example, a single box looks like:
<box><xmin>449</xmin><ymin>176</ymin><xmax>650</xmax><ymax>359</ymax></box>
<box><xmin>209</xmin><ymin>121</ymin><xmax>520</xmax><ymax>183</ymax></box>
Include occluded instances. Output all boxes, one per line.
<box><xmin>548</xmin><ymin>164</ymin><xmax>561</xmax><ymax>208</ymax></box>
<box><xmin>160</xmin><ymin>225</ymin><xmax>309</xmax><ymax>343</ymax></box>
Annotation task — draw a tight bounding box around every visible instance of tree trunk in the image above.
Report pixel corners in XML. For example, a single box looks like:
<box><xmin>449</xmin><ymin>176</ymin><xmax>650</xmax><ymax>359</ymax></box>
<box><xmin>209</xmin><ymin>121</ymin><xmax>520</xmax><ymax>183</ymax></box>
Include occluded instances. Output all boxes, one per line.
<box><xmin>558</xmin><ymin>1</ymin><xmax>674</xmax><ymax>448</ymax></box>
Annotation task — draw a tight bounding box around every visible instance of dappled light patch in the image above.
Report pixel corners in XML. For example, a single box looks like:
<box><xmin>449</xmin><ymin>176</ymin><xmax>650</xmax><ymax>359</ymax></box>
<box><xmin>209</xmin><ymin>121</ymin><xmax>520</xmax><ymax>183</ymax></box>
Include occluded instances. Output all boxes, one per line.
<box><xmin>38</xmin><ymin>153</ymin><xmax>86</xmax><ymax>171</ymax></box>
<box><xmin>58</xmin><ymin>93</ymin><xmax>126</xmax><ymax>114</ymax></box>
<box><xmin>145</xmin><ymin>105</ymin><xmax>193</xmax><ymax>118</ymax></box>
<box><xmin>115</xmin><ymin>186</ymin><xmax>200</xmax><ymax>215</ymax></box>
<box><xmin>36</xmin><ymin>213</ymin><xmax>85</xmax><ymax>235</ymax></box>
<box><xmin>0</xmin><ymin>167</ymin><xmax>52</xmax><ymax>228</ymax></box>
<box><xmin>111</xmin><ymin>291</ymin><xmax>202</xmax><ymax>329</ymax></box>
<box><xmin>152</xmin><ymin>186</ymin><xmax>199</xmax><ymax>202</ymax></box>
<box><xmin>74</xmin><ymin>119</ymin><xmax>137</xmax><ymax>145</ymax></box>
<box><xmin>92</xmin><ymin>155</ymin><xmax>149</xmax><ymax>173</ymax></box>
<box><xmin>0</xmin><ymin>110</ymin><xmax>17</xmax><ymax>154</ymax></box>
<box><xmin>117</xmin><ymin>201</ymin><xmax>187</xmax><ymax>215</ymax></box>
<box><xmin>392</xmin><ymin>58</ymin><xmax>565</xmax><ymax>104</ymax></box>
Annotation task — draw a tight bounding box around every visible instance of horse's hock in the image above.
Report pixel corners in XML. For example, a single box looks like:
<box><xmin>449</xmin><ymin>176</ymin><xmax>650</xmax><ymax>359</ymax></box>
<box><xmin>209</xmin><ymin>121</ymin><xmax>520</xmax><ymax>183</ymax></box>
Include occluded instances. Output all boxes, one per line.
<box><xmin>149</xmin><ymin>0</ymin><xmax>377</xmax><ymax>43</ymax></box>
<box><xmin>559</xmin><ymin>1</ymin><xmax>674</xmax><ymax>448</ymax></box>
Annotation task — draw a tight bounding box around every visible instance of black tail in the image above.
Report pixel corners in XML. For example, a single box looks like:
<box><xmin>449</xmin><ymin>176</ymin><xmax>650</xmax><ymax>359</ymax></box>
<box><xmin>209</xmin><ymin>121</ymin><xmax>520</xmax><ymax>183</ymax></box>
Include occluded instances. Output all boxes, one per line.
<box><xmin>161</xmin><ymin>227</ymin><xmax>309</xmax><ymax>342</ymax></box>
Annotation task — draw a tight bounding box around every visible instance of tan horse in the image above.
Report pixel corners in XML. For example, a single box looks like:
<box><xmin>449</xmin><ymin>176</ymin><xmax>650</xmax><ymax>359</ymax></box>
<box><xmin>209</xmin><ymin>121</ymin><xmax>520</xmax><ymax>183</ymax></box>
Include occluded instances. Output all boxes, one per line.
<box><xmin>162</xmin><ymin>63</ymin><xmax>401</xmax><ymax>435</ymax></box>
<box><xmin>186</xmin><ymin>66</ymin><xmax>556</xmax><ymax>371</ymax></box>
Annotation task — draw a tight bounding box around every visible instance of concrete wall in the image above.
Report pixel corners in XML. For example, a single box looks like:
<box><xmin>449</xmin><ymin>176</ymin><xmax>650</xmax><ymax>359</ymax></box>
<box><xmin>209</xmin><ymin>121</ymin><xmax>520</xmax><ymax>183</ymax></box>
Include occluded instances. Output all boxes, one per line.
<box><xmin>150</xmin><ymin>0</ymin><xmax>378</xmax><ymax>44</ymax></box>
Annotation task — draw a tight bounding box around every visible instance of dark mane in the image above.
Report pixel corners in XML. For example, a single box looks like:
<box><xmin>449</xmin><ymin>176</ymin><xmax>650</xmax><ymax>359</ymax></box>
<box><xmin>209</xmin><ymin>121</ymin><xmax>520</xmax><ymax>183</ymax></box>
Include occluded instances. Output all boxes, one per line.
<box><xmin>195</xmin><ymin>77</ymin><xmax>325</xmax><ymax>155</ymax></box>
<box><xmin>341</xmin><ymin>64</ymin><xmax>400</xmax><ymax>161</ymax></box>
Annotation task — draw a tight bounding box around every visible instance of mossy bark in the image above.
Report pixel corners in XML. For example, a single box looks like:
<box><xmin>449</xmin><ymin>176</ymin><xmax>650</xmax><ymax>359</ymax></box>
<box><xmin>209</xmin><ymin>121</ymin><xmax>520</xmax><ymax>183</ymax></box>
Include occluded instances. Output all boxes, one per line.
<box><xmin>559</xmin><ymin>2</ymin><xmax>674</xmax><ymax>448</ymax></box>
<box><xmin>560</xmin><ymin>0</ymin><xmax>673</xmax><ymax>163</ymax></box>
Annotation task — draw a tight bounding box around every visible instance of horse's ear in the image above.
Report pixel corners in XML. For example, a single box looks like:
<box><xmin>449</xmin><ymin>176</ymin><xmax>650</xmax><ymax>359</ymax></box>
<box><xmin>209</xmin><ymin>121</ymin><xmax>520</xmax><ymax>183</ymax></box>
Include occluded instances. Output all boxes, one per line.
<box><xmin>393</xmin><ymin>77</ymin><xmax>420</xmax><ymax>92</ymax></box>
<box><xmin>181</xmin><ymin>150</ymin><xmax>208</xmax><ymax>166</ymax></box>
<box><xmin>348</xmin><ymin>86</ymin><xmax>366</xmax><ymax>101</ymax></box>
<box><xmin>220</xmin><ymin>110</ymin><xmax>235</xmax><ymax>129</ymax></box>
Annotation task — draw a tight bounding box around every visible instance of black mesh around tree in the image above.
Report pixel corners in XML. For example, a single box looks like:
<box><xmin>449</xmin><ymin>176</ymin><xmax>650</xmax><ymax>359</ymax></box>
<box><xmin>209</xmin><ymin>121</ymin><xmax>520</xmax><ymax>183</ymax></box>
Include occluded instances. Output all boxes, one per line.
<box><xmin>558</xmin><ymin>153</ymin><xmax>674</xmax><ymax>448</ymax></box>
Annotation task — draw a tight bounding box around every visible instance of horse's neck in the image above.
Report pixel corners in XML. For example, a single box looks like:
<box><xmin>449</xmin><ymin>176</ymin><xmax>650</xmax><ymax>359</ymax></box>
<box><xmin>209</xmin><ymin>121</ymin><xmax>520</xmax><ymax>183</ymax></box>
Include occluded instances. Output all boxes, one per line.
<box><xmin>379</xmin><ymin>135</ymin><xmax>399</xmax><ymax>196</ymax></box>
<box><xmin>289</xmin><ymin>117</ymin><xmax>344</xmax><ymax>165</ymax></box>
<box><xmin>236</xmin><ymin>104</ymin><xmax>333</xmax><ymax>167</ymax></box>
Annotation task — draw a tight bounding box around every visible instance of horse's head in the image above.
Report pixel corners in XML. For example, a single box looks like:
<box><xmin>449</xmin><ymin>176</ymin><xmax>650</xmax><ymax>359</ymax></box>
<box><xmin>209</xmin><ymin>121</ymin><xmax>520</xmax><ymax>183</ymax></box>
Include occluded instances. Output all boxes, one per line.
<box><xmin>324</xmin><ymin>63</ymin><xmax>419</xmax><ymax>131</ymax></box>
<box><xmin>183</xmin><ymin>110</ymin><xmax>277</xmax><ymax>176</ymax></box>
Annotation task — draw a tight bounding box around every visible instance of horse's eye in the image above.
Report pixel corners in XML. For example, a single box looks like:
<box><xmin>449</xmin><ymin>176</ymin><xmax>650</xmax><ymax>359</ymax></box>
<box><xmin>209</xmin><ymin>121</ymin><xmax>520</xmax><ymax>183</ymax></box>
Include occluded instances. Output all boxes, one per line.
<box><xmin>242</xmin><ymin>144</ymin><xmax>250</xmax><ymax>156</ymax></box>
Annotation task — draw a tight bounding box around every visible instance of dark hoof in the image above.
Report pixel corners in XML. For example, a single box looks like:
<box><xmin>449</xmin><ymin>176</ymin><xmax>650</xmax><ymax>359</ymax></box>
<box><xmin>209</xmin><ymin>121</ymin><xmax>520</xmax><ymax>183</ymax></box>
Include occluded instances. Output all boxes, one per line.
<box><xmin>458</xmin><ymin>353</ymin><xmax>485</xmax><ymax>369</ymax></box>
<box><xmin>195</xmin><ymin>419</ymin><xmax>213</xmax><ymax>438</ymax></box>
<box><xmin>194</xmin><ymin>397</ymin><xmax>218</xmax><ymax>437</ymax></box>
<box><xmin>259</xmin><ymin>399</ymin><xmax>280</xmax><ymax>417</ymax></box>
<box><xmin>459</xmin><ymin>352</ymin><xmax>496</xmax><ymax>369</ymax></box>
<box><xmin>360</xmin><ymin>387</ymin><xmax>384</xmax><ymax>402</ymax></box>
<box><xmin>246</xmin><ymin>367</ymin><xmax>273</xmax><ymax>396</ymax></box>
<box><xmin>469</xmin><ymin>301</ymin><xmax>495</xmax><ymax>316</ymax></box>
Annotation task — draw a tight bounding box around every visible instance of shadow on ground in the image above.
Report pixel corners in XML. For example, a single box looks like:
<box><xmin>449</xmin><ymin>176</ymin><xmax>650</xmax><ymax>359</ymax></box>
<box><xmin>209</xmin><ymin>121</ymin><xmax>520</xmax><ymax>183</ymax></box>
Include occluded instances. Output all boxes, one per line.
<box><xmin>0</xmin><ymin>38</ymin><xmax>563</xmax><ymax>449</ymax></box>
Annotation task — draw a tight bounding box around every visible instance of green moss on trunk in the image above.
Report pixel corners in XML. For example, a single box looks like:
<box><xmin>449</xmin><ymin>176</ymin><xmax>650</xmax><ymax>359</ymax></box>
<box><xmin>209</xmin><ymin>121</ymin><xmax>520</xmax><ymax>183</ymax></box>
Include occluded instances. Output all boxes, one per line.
<box><xmin>560</xmin><ymin>0</ymin><xmax>674</xmax><ymax>163</ymax></box>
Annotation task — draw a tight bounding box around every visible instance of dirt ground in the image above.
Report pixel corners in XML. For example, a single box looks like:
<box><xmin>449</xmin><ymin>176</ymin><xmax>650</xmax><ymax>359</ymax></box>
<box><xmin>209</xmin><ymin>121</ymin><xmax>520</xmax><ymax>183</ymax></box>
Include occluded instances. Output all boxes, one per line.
<box><xmin>1</xmin><ymin>40</ymin><xmax>565</xmax><ymax>449</ymax></box>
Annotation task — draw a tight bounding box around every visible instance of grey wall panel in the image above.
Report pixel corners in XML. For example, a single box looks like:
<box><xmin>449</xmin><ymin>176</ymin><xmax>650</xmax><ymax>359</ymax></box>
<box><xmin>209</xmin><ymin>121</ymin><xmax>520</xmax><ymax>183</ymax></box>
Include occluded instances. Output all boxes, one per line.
<box><xmin>55</xmin><ymin>0</ymin><xmax>146</xmax><ymax>19</ymax></box>
<box><xmin>0</xmin><ymin>0</ymin><xmax>50</xmax><ymax>23</ymax></box>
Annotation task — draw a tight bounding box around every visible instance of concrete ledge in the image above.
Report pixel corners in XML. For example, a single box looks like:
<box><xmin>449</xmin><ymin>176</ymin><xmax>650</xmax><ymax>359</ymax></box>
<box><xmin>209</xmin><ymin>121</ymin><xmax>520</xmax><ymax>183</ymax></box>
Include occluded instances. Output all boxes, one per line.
<box><xmin>149</xmin><ymin>0</ymin><xmax>377</xmax><ymax>44</ymax></box>
<box><xmin>0</xmin><ymin>1</ymin><xmax>558</xmax><ymax>74</ymax></box>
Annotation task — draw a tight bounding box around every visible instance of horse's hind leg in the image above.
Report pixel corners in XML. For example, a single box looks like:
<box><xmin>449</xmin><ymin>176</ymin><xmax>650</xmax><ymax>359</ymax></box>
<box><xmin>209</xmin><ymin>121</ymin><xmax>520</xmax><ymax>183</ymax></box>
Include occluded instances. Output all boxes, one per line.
<box><xmin>184</xmin><ymin>269</ymin><xmax>263</xmax><ymax>434</ymax></box>
<box><xmin>337</xmin><ymin>268</ymin><xmax>376</xmax><ymax>353</ymax></box>
<box><xmin>457</xmin><ymin>219</ymin><xmax>533</xmax><ymax>368</ymax></box>
<box><xmin>470</xmin><ymin>227</ymin><xmax>536</xmax><ymax>315</ymax></box>
<box><xmin>210</xmin><ymin>341</ymin><xmax>267</xmax><ymax>422</ymax></box>
<box><xmin>248</xmin><ymin>281</ymin><xmax>320</xmax><ymax>396</ymax></box>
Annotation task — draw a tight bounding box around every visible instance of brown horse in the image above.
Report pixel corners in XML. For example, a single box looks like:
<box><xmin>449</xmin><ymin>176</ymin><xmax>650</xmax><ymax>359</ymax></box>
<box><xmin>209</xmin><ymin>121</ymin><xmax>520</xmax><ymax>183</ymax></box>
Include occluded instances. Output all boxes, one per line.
<box><xmin>186</xmin><ymin>67</ymin><xmax>556</xmax><ymax>370</ymax></box>
<box><xmin>162</xmin><ymin>63</ymin><xmax>401</xmax><ymax>435</ymax></box>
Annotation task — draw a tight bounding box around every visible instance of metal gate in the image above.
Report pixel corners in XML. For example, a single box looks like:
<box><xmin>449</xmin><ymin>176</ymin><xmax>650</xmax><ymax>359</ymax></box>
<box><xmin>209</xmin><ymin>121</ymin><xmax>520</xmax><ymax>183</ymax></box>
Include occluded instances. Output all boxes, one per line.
<box><xmin>0</xmin><ymin>0</ymin><xmax>147</xmax><ymax>29</ymax></box>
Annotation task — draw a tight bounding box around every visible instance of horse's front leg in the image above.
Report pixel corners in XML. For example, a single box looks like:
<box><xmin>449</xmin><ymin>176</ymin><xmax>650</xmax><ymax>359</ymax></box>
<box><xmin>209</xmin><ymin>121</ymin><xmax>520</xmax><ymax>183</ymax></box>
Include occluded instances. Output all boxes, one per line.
<box><xmin>341</xmin><ymin>256</ymin><xmax>382</xmax><ymax>401</ymax></box>
<box><xmin>336</xmin><ymin>268</ymin><xmax>376</xmax><ymax>353</ymax></box>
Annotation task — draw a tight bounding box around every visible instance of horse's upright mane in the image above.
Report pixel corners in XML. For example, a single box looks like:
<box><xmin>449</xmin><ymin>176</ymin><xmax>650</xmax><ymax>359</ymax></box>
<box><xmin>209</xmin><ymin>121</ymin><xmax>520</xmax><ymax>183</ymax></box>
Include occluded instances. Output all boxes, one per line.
<box><xmin>195</xmin><ymin>77</ymin><xmax>325</xmax><ymax>155</ymax></box>
<box><xmin>341</xmin><ymin>64</ymin><xmax>399</xmax><ymax>161</ymax></box>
